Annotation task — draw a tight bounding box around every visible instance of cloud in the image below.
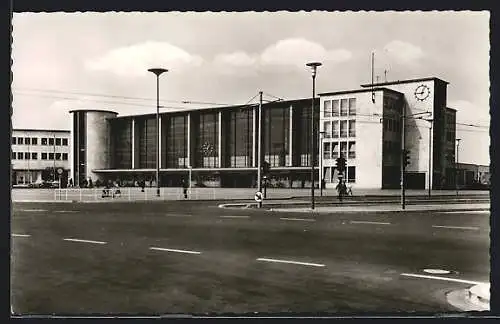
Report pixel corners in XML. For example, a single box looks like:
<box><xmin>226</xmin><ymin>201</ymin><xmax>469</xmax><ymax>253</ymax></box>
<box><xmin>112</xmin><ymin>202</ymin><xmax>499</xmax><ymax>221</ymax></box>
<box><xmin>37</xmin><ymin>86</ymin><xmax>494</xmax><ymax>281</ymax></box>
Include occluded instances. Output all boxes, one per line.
<box><xmin>214</xmin><ymin>51</ymin><xmax>257</xmax><ymax>67</ymax></box>
<box><xmin>85</xmin><ymin>41</ymin><xmax>203</xmax><ymax>77</ymax></box>
<box><xmin>383</xmin><ymin>40</ymin><xmax>424</xmax><ymax>65</ymax></box>
<box><xmin>260</xmin><ymin>38</ymin><xmax>352</xmax><ymax>67</ymax></box>
<box><xmin>448</xmin><ymin>99</ymin><xmax>490</xmax><ymax>124</ymax></box>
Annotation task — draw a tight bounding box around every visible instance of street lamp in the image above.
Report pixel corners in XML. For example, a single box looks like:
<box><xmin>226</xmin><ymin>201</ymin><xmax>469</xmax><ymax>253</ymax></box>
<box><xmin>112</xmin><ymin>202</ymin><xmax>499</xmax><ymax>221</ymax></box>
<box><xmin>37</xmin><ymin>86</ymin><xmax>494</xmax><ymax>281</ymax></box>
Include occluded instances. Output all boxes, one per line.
<box><xmin>456</xmin><ymin>138</ymin><xmax>461</xmax><ymax>196</ymax></box>
<box><xmin>319</xmin><ymin>131</ymin><xmax>326</xmax><ymax>197</ymax></box>
<box><xmin>148</xmin><ymin>68</ymin><xmax>168</xmax><ymax>197</ymax></box>
<box><xmin>306</xmin><ymin>62</ymin><xmax>322</xmax><ymax>210</ymax></box>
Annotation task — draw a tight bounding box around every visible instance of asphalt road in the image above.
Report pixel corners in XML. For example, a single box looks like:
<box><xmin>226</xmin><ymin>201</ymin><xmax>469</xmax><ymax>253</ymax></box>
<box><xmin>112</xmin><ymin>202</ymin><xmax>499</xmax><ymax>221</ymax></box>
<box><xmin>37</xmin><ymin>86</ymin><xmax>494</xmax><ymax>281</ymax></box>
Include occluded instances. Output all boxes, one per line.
<box><xmin>11</xmin><ymin>200</ymin><xmax>490</xmax><ymax>315</ymax></box>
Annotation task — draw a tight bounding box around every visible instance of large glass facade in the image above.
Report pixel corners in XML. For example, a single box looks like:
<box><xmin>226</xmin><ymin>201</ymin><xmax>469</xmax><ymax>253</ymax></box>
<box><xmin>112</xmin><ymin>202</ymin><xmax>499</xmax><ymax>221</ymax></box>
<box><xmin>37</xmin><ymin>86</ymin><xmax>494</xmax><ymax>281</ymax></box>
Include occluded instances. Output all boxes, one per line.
<box><xmin>293</xmin><ymin>102</ymin><xmax>319</xmax><ymax>167</ymax></box>
<box><xmin>73</xmin><ymin>111</ymin><xmax>86</xmax><ymax>186</ymax></box>
<box><xmin>137</xmin><ymin>116</ymin><xmax>157</xmax><ymax>169</ymax></box>
<box><xmin>165</xmin><ymin>115</ymin><xmax>188</xmax><ymax>168</ymax></box>
<box><xmin>197</xmin><ymin>112</ymin><xmax>219</xmax><ymax>168</ymax></box>
<box><xmin>111</xmin><ymin>119</ymin><xmax>132</xmax><ymax>169</ymax></box>
<box><xmin>227</xmin><ymin>109</ymin><xmax>252</xmax><ymax>167</ymax></box>
<box><xmin>263</xmin><ymin>106</ymin><xmax>289</xmax><ymax>167</ymax></box>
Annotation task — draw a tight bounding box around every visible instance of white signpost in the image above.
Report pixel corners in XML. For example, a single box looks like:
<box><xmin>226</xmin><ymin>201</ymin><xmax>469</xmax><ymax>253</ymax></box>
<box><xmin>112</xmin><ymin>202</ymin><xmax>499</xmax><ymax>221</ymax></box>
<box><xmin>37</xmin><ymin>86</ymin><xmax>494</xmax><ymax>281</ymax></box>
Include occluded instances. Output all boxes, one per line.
<box><xmin>57</xmin><ymin>168</ymin><xmax>63</xmax><ymax>189</ymax></box>
<box><xmin>255</xmin><ymin>191</ymin><xmax>263</xmax><ymax>203</ymax></box>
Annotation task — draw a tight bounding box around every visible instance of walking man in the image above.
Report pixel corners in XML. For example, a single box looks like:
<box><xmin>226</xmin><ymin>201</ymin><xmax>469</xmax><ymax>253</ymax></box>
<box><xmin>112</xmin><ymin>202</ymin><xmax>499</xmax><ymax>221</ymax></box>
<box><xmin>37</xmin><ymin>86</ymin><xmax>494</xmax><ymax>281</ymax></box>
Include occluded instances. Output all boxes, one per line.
<box><xmin>182</xmin><ymin>178</ymin><xmax>189</xmax><ymax>199</ymax></box>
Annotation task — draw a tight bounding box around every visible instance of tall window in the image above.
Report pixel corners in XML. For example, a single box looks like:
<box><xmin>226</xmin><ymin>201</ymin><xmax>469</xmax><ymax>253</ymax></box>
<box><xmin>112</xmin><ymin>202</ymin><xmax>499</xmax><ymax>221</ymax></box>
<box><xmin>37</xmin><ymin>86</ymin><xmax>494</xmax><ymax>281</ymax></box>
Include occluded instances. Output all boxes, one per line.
<box><xmin>31</xmin><ymin>153</ymin><xmax>37</xmax><ymax>160</ymax></box>
<box><xmin>166</xmin><ymin>115</ymin><xmax>188</xmax><ymax>168</ymax></box>
<box><xmin>340</xmin><ymin>120</ymin><xmax>347</xmax><ymax>137</ymax></box>
<box><xmin>12</xmin><ymin>137</ymin><xmax>16</xmax><ymax>145</ymax></box>
<box><xmin>264</xmin><ymin>106</ymin><xmax>289</xmax><ymax>167</ymax></box>
<box><xmin>62</xmin><ymin>138</ymin><xmax>68</xmax><ymax>146</ymax></box>
<box><xmin>17</xmin><ymin>152</ymin><xmax>23</xmax><ymax>159</ymax></box>
<box><xmin>32</xmin><ymin>138</ymin><xmax>38</xmax><ymax>145</ymax></box>
<box><xmin>56</xmin><ymin>138</ymin><xmax>61</xmax><ymax>146</ymax></box>
<box><xmin>332</xmin><ymin>120</ymin><xmax>339</xmax><ymax>138</ymax></box>
<box><xmin>198</xmin><ymin>112</ymin><xmax>219</xmax><ymax>168</ymax></box>
<box><xmin>41</xmin><ymin>138</ymin><xmax>48</xmax><ymax>145</ymax></box>
<box><xmin>24</xmin><ymin>152</ymin><xmax>30</xmax><ymax>160</ymax></box>
<box><xmin>49</xmin><ymin>138</ymin><xmax>54</xmax><ymax>145</ymax></box>
<box><xmin>228</xmin><ymin>109</ymin><xmax>252</xmax><ymax>167</ymax></box>
<box><xmin>340</xmin><ymin>141</ymin><xmax>347</xmax><ymax>159</ymax></box>
<box><xmin>347</xmin><ymin>166</ymin><xmax>356</xmax><ymax>183</ymax></box>
<box><xmin>56</xmin><ymin>153</ymin><xmax>62</xmax><ymax>160</ymax></box>
<box><xmin>112</xmin><ymin>119</ymin><xmax>132</xmax><ymax>169</ymax></box>
<box><xmin>323</xmin><ymin>142</ymin><xmax>331</xmax><ymax>159</ymax></box>
<box><xmin>18</xmin><ymin>138</ymin><xmax>23</xmax><ymax>145</ymax></box>
<box><xmin>332</xmin><ymin>142</ymin><xmax>339</xmax><ymax>159</ymax></box>
<box><xmin>41</xmin><ymin>153</ymin><xmax>47</xmax><ymax>160</ymax></box>
<box><xmin>25</xmin><ymin>138</ymin><xmax>30</xmax><ymax>145</ymax></box>
<box><xmin>49</xmin><ymin>153</ymin><xmax>54</xmax><ymax>160</ymax></box>
<box><xmin>324</xmin><ymin>100</ymin><xmax>332</xmax><ymax>117</ymax></box>
<box><xmin>348</xmin><ymin>141</ymin><xmax>356</xmax><ymax>159</ymax></box>
<box><xmin>12</xmin><ymin>151</ymin><xmax>16</xmax><ymax>159</ymax></box>
<box><xmin>138</xmin><ymin>117</ymin><xmax>156</xmax><ymax>169</ymax></box>
<box><xmin>348</xmin><ymin>98</ymin><xmax>356</xmax><ymax>116</ymax></box>
<box><xmin>332</xmin><ymin>100</ymin><xmax>339</xmax><ymax>117</ymax></box>
<box><xmin>323</xmin><ymin>121</ymin><xmax>331</xmax><ymax>138</ymax></box>
<box><xmin>340</xmin><ymin>99</ymin><xmax>348</xmax><ymax>116</ymax></box>
<box><xmin>348</xmin><ymin>120</ymin><xmax>356</xmax><ymax>137</ymax></box>
<box><xmin>63</xmin><ymin>153</ymin><xmax>68</xmax><ymax>160</ymax></box>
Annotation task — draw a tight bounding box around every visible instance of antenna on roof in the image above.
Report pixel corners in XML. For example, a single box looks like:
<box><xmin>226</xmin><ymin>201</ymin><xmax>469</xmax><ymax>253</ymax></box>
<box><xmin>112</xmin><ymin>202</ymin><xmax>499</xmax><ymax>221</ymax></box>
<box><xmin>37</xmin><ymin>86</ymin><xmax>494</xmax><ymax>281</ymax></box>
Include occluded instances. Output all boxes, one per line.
<box><xmin>376</xmin><ymin>75</ymin><xmax>380</xmax><ymax>83</ymax></box>
<box><xmin>371</xmin><ymin>51</ymin><xmax>375</xmax><ymax>103</ymax></box>
<box><xmin>384</xmin><ymin>70</ymin><xmax>388</xmax><ymax>82</ymax></box>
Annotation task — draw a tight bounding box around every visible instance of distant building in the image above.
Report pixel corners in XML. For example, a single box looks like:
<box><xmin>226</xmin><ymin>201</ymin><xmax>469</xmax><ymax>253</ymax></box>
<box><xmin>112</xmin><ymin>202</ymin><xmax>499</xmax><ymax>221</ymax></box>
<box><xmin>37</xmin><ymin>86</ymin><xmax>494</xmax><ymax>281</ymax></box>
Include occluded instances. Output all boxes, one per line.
<box><xmin>456</xmin><ymin>163</ymin><xmax>490</xmax><ymax>188</ymax></box>
<box><xmin>11</xmin><ymin>129</ymin><xmax>70</xmax><ymax>185</ymax></box>
<box><xmin>68</xmin><ymin>76</ymin><xmax>459</xmax><ymax>189</ymax></box>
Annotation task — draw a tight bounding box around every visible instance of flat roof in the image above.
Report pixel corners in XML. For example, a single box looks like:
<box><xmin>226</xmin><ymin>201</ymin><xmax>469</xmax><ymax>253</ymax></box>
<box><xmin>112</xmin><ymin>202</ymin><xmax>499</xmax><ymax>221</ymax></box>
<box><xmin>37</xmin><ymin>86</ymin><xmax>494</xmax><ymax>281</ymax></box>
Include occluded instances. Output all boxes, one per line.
<box><xmin>13</xmin><ymin>128</ymin><xmax>70</xmax><ymax>133</ymax></box>
<box><xmin>360</xmin><ymin>77</ymin><xmax>449</xmax><ymax>88</ymax></box>
<box><xmin>318</xmin><ymin>87</ymin><xmax>403</xmax><ymax>97</ymax></box>
<box><xmin>68</xmin><ymin>109</ymin><xmax>118</xmax><ymax>115</ymax></box>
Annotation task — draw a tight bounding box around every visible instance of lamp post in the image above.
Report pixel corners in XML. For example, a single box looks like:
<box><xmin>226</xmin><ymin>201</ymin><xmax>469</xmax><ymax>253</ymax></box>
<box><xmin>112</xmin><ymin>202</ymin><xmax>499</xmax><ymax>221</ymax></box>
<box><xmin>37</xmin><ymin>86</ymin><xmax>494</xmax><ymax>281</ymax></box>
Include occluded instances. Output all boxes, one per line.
<box><xmin>306</xmin><ymin>62</ymin><xmax>322</xmax><ymax>210</ymax></box>
<box><xmin>148</xmin><ymin>68</ymin><xmax>168</xmax><ymax>197</ymax></box>
<box><xmin>319</xmin><ymin>131</ymin><xmax>326</xmax><ymax>197</ymax></box>
<box><xmin>456</xmin><ymin>138</ymin><xmax>461</xmax><ymax>196</ymax></box>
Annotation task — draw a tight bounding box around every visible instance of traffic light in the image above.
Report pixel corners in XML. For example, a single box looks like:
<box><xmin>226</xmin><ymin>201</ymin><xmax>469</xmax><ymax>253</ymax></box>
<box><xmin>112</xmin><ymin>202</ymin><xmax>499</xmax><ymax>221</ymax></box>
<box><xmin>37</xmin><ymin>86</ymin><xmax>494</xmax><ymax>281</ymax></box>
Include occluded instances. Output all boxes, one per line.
<box><xmin>404</xmin><ymin>150</ymin><xmax>411</xmax><ymax>167</ymax></box>
<box><xmin>262</xmin><ymin>161</ymin><xmax>271</xmax><ymax>175</ymax></box>
<box><xmin>336</xmin><ymin>156</ymin><xmax>347</xmax><ymax>175</ymax></box>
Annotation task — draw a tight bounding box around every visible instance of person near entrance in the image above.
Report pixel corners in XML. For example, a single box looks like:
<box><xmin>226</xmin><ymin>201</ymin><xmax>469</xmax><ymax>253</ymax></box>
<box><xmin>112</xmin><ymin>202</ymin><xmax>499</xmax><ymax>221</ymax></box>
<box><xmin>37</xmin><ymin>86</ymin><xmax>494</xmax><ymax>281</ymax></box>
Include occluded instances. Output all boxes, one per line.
<box><xmin>181</xmin><ymin>178</ymin><xmax>189</xmax><ymax>199</ymax></box>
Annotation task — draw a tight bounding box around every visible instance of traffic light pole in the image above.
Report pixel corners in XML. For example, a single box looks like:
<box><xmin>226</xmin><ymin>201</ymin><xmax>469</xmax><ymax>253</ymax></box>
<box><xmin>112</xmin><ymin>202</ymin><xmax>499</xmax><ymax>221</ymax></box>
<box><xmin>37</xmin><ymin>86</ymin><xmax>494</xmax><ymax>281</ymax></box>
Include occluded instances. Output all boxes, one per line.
<box><xmin>257</xmin><ymin>91</ymin><xmax>263</xmax><ymax>208</ymax></box>
<box><xmin>400</xmin><ymin>105</ymin><xmax>406</xmax><ymax>210</ymax></box>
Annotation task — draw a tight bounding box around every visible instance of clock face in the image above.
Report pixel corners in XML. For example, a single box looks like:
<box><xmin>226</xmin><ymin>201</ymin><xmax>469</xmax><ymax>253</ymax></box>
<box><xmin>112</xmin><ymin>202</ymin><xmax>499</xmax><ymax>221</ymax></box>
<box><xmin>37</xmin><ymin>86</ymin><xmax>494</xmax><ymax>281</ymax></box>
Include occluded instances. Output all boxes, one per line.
<box><xmin>414</xmin><ymin>84</ymin><xmax>430</xmax><ymax>101</ymax></box>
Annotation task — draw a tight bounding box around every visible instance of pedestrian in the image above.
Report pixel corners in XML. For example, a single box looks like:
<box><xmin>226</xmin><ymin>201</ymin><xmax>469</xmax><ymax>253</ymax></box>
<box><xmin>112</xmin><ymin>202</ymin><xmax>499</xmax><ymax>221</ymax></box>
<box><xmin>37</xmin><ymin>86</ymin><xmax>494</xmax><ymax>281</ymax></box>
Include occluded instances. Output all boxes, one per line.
<box><xmin>182</xmin><ymin>178</ymin><xmax>188</xmax><ymax>199</ymax></box>
<box><xmin>140</xmin><ymin>179</ymin><xmax>145</xmax><ymax>192</ymax></box>
<box><xmin>336</xmin><ymin>180</ymin><xmax>346</xmax><ymax>202</ymax></box>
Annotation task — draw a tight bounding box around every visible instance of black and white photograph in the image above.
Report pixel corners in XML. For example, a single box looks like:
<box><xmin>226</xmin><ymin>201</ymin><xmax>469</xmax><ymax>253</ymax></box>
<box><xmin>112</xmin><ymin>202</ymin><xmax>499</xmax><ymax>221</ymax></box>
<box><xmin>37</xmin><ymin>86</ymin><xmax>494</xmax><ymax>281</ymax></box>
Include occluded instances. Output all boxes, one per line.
<box><xmin>10</xmin><ymin>10</ymin><xmax>491</xmax><ymax>316</ymax></box>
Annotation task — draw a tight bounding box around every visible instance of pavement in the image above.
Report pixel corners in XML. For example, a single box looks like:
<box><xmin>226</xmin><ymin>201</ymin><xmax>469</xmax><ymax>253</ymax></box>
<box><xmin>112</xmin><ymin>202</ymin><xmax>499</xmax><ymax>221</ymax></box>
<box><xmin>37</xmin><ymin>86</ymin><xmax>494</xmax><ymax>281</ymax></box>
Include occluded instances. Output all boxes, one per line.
<box><xmin>266</xmin><ymin>203</ymin><xmax>490</xmax><ymax>213</ymax></box>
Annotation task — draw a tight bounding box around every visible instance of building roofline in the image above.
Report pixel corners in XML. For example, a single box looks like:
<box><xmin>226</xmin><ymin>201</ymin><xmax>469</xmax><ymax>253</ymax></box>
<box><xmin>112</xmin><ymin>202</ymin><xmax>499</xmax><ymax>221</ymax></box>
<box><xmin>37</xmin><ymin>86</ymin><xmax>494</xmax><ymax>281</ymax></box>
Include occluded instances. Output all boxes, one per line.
<box><xmin>68</xmin><ymin>109</ymin><xmax>119</xmax><ymax>115</ymax></box>
<box><xmin>360</xmin><ymin>77</ymin><xmax>449</xmax><ymax>88</ymax></box>
<box><xmin>13</xmin><ymin>128</ymin><xmax>70</xmax><ymax>133</ymax></box>
<box><xmin>446</xmin><ymin>107</ymin><xmax>457</xmax><ymax>112</ymax></box>
<box><xmin>318</xmin><ymin>87</ymin><xmax>403</xmax><ymax>97</ymax></box>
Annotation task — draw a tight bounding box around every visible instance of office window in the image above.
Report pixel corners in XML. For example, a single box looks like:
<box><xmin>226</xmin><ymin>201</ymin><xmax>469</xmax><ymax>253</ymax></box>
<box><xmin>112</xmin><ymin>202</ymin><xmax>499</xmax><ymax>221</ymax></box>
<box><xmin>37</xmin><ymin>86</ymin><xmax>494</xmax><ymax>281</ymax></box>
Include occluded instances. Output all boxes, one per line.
<box><xmin>32</xmin><ymin>138</ymin><xmax>38</xmax><ymax>145</ymax></box>
<box><xmin>41</xmin><ymin>153</ymin><xmax>47</xmax><ymax>160</ymax></box>
<box><xmin>347</xmin><ymin>166</ymin><xmax>356</xmax><ymax>183</ymax></box>
<box><xmin>17</xmin><ymin>152</ymin><xmax>23</xmax><ymax>159</ymax></box>
<box><xmin>332</xmin><ymin>142</ymin><xmax>339</xmax><ymax>159</ymax></box>
<box><xmin>12</xmin><ymin>137</ymin><xmax>16</xmax><ymax>145</ymax></box>
<box><xmin>49</xmin><ymin>153</ymin><xmax>54</xmax><ymax>160</ymax></box>
<box><xmin>49</xmin><ymin>138</ymin><xmax>54</xmax><ymax>145</ymax></box>
<box><xmin>18</xmin><ymin>137</ymin><xmax>23</xmax><ymax>145</ymax></box>
<box><xmin>332</xmin><ymin>100</ymin><xmax>339</xmax><ymax>117</ymax></box>
<box><xmin>55</xmin><ymin>153</ymin><xmax>61</xmax><ymax>160</ymax></box>
<box><xmin>324</xmin><ymin>100</ymin><xmax>332</xmax><ymax>117</ymax></box>
<box><xmin>62</xmin><ymin>138</ymin><xmax>68</xmax><ymax>146</ymax></box>
<box><xmin>340</xmin><ymin>120</ymin><xmax>348</xmax><ymax>137</ymax></box>
<box><xmin>24</xmin><ymin>152</ymin><xmax>30</xmax><ymax>160</ymax></box>
<box><xmin>323</xmin><ymin>121</ymin><xmax>331</xmax><ymax>138</ymax></box>
<box><xmin>12</xmin><ymin>151</ymin><xmax>16</xmax><ymax>159</ymax></box>
<box><xmin>41</xmin><ymin>138</ymin><xmax>48</xmax><ymax>145</ymax></box>
<box><xmin>31</xmin><ymin>152</ymin><xmax>37</xmax><ymax>160</ymax></box>
<box><xmin>25</xmin><ymin>137</ymin><xmax>31</xmax><ymax>145</ymax></box>
<box><xmin>348</xmin><ymin>141</ymin><xmax>356</xmax><ymax>159</ymax></box>
<box><xmin>324</xmin><ymin>167</ymin><xmax>331</xmax><ymax>183</ymax></box>
<box><xmin>62</xmin><ymin>153</ymin><xmax>68</xmax><ymax>160</ymax></box>
<box><xmin>323</xmin><ymin>142</ymin><xmax>331</xmax><ymax>159</ymax></box>
<box><xmin>348</xmin><ymin>98</ymin><xmax>356</xmax><ymax>116</ymax></box>
<box><xmin>340</xmin><ymin>141</ymin><xmax>348</xmax><ymax>159</ymax></box>
<box><xmin>340</xmin><ymin>99</ymin><xmax>348</xmax><ymax>116</ymax></box>
<box><xmin>332</xmin><ymin>120</ymin><xmax>339</xmax><ymax>138</ymax></box>
<box><xmin>56</xmin><ymin>138</ymin><xmax>61</xmax><ymax>146</ymax></box>
<box><xmin>349</xmin><ymin>120</ymin><xmax>356</xmax><ymax>137</ymax></box>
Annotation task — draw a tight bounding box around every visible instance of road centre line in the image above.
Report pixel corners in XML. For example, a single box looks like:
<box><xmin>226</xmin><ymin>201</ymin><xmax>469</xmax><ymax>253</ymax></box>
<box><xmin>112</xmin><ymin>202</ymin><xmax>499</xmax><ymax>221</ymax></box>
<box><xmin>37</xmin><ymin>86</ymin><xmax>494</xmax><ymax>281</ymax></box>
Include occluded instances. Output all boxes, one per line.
<box><xmin>219</xmin><ymin>215</ymin><xmax>250</xmax><ymax>219</ymax></box>
<box><xmin>150</xmin><ymin>247</ymin><xmax>201</xmax><ymax>255</ymax></box>
<box><xmin>432</xmin><ymin>225</ymin><xmax>479</xmax><ymax>231</ymax></box>
<box><xmin>349</xmin><ymin>220</ymin><xmax>391</xmax><ymax>225</ymax></box>
<box><xmin>12</xmin><ymin>234</ymin><xmax>31</xmax><ymax>237</ymax></box>
<box><xmin>63</xmin><ymin>238</ymin><xmax>107</xmax><ymax>245</ymax></box>
<box><xmin>257</xmin><ymin>257</ymin><xmax>325</xmax><ymax>267</ymax></box>
<box><xmin>439</xmin><ymin>210</ymin><xmax>489</xmax><ymax>214</ymax></box>
<box><xmin>165</xmin><ymin>214</ymin><xmax>192</xmax><ymax>217</ymax></box>
<box><xmin>280</xmin><ymin>217</ymin><xmax>316</xmax><ymax>222</ymax></box>
<box><xmin>400</xmin><ymin>273</ymin><xmax>484</xmax><ymax>285</ymax></box>
<box><xmin>54</xmin><ymin>210</ymin><xmax>78</xmax><ymax>213</ymax></box>
<box><xmin>18</xmin><ymin>209</ymin><xmax>48</xmax><ymax>212</ymax></box>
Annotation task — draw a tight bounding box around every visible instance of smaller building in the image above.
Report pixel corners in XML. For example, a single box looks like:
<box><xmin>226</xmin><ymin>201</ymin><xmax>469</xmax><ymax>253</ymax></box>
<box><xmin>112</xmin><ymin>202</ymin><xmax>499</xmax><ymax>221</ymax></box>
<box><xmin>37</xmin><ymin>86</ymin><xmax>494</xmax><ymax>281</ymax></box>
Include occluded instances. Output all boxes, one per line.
<box><xmin>456</xmin><ymin>163</ymin><xmax>490</xmax><ymax>188</ymax></box>
<box><xmin>11</xmin><ymin>129</ymin><xmax>71</xmax><ymax>186</ymax></box>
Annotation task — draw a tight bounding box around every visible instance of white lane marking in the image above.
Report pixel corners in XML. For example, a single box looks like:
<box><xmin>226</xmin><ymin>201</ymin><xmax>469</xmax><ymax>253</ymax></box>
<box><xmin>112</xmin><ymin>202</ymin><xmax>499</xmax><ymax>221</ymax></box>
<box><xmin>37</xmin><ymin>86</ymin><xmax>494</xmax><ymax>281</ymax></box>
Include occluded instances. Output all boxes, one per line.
<box><xmin>18</xmin><ymin>209</ymin><xmax>48</xmax><ymax>212</ymax></box>
<box><xmin>12</xmin><ymin>234</ymin><xmax>31</xmax><ymax>237</ymax></box>
<box><xmin>439</xmin><ymin>210</ymin><xmax>489</xmax><ymax>214</ymax></box>
<box><xmin>350</xmin><ymin>220</ymin><xmax>391</xmax><ymax>225</ymax></box>
<box><xmin>256</xmin><ymin>257</ymin><xmax>325</xmax><ymax>267</ymax></box>
<box><xmin>150</xmin><ymin>247</ymin><xmax>201</xmax><ymax>255</ymax></box>
<box><xmin>220</xmin><ymin>215</ymin><xmax>250</xmax><ymax>219</ymax></box>
<box><xmin>400</xmin><ymin>273</ymin><xmax>484</xmax><ymax>285</ymax></box>
<box><xmin>54</xmin><ymin>210</ymin><xmax>78</xmax><ymax>213</ymax></box>
<box><xmin>432</xmin><ymin>225</ymin><xmax>479</xmax><ymax>231</ymax></box>
<box><xmin>280</xmin><ymin>217</ymin><xmax>316</xmax><ymax>222</ymax></box>
<box><xmin>423</xmin><ymin>269</ymin><xmax>451</xmax><ymax>274</ymax></box>
<box><xmin>165</xmin><ymin>214</ymin><xmax>192</xmax><ymax>217</ymax></box>
<box><xmin>63</xmin><ymin>238</ymin><xmax>107</xmax><ymax>245</ymax></box>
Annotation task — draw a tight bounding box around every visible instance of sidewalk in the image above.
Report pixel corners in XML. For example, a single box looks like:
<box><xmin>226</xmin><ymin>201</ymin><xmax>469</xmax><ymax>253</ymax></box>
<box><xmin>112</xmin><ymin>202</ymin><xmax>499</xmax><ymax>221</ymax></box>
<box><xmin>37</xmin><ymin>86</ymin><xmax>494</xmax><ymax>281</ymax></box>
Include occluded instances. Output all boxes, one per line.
<box><xmin>265</xmin><ymin>203</ymin><xmax>490</xmax><ymax>213</ymax></box>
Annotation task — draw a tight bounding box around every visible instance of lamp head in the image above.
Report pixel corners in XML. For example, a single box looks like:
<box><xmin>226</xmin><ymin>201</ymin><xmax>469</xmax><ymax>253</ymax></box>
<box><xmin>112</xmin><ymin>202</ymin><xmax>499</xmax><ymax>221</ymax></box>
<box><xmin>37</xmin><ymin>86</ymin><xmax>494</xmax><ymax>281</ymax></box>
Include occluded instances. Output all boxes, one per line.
<box><xmin>306</xmin><ymin>62</ymin><xmax>322</xmax><ymax>76</ymax></box>
<box><xmin>148</xmin><ymin>68</ymin><xmax>168</xmax><ymax>76</ymax></box>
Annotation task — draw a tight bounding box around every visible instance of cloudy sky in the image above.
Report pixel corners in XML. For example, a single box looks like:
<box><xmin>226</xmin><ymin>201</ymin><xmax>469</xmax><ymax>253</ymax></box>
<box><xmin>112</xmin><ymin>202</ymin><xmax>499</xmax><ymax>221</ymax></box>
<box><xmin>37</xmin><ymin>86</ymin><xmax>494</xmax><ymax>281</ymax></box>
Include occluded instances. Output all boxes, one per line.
<box><xmin>11</xmin><ymin>11</ymin><xmax>490</xmax><ymax>165</ymax></box>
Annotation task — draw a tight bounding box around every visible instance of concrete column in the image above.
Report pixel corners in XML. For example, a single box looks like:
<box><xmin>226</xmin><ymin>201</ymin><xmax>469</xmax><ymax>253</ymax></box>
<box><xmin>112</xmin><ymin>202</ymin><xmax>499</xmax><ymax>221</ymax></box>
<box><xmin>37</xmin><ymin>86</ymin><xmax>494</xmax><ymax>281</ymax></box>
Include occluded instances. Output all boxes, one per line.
<box><xmin>187</xmin><ymin>113</ymin><xmax>191</xmax><ymax>167</ymax></box>
<box><xmin>131</xmin><ymin>118</ymin><xmax>135</xmax><ymax>169</ymax></box>
<box><xmin>289</xmin><ymin>105</ymin><xmax>293</xmax><ymax>166</ymax></box>
<box><xmin>252</xmin><ymin>107</ymin><xmax>256</xmax><ymax>167</ymax></box>
<box><xmin>70</xmin><ymin>112</ymin><xmax>75</xmax><ymax>184</ymax></box>
<box><xmin>218</xmin><ymin>111</ymin><xmax>222</xmax><ymax>167</ymax></box>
